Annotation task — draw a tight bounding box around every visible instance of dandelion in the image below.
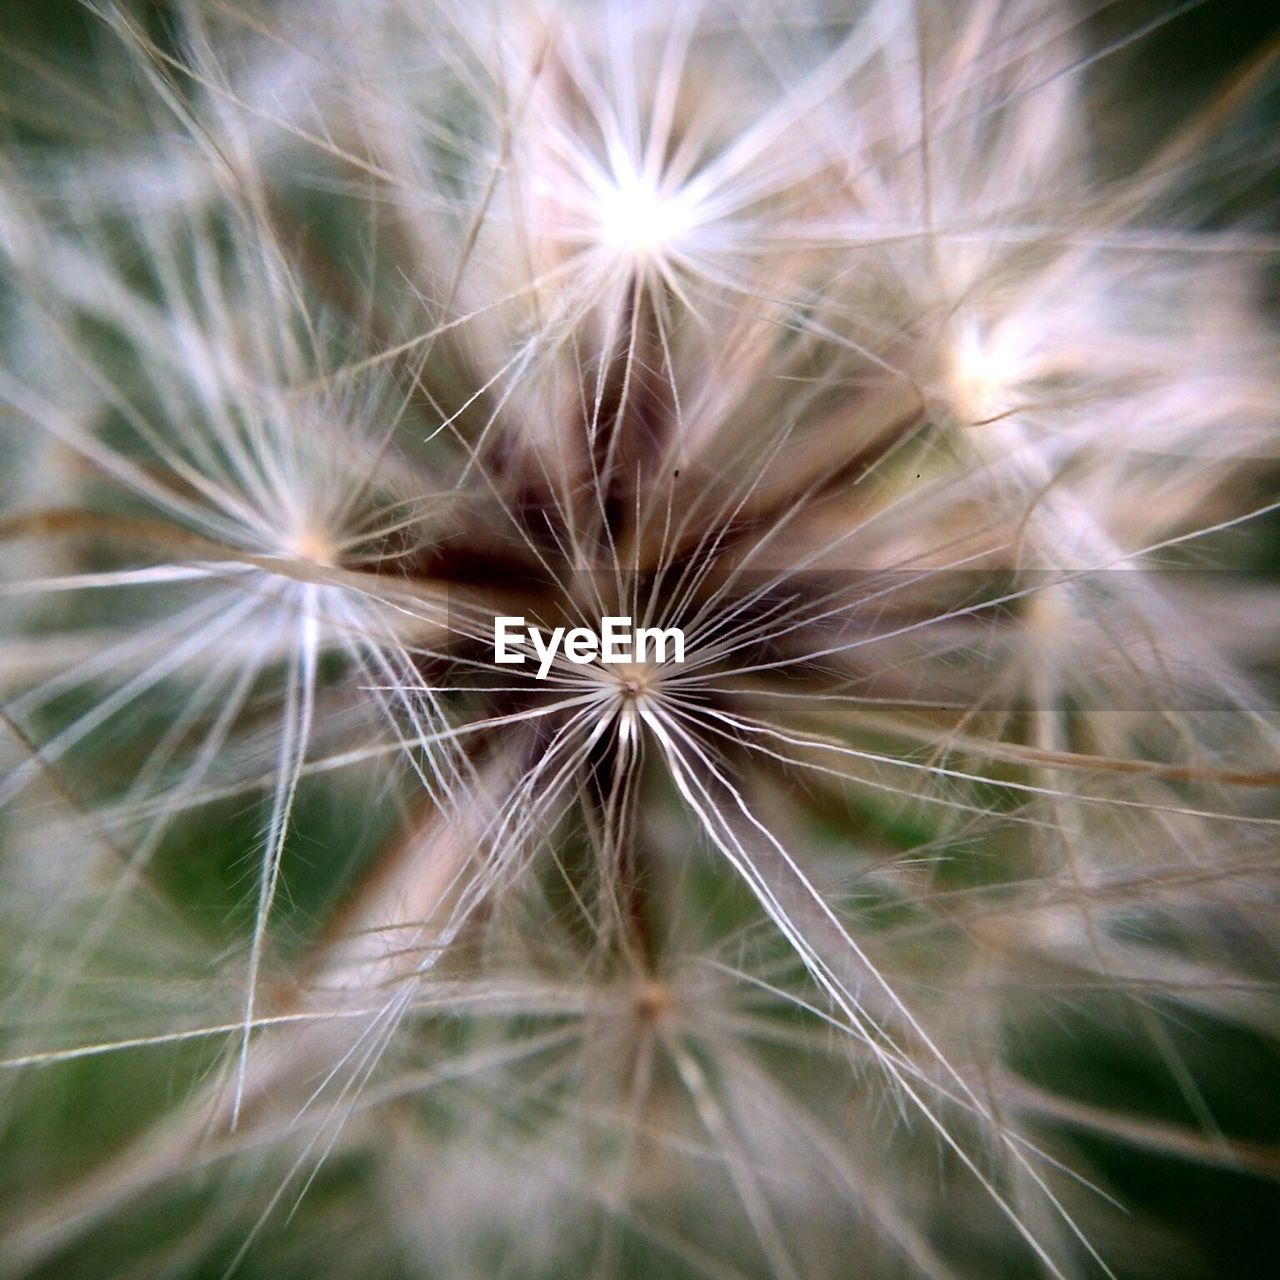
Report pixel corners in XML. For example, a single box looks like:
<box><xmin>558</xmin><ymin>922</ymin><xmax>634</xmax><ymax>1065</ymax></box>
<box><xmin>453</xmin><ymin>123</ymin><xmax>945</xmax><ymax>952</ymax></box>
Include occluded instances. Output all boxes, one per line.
<box><xmin>1</xmin><ymin>2</ymin><xmax>1278</xmax><ymax>1278</ymax></box>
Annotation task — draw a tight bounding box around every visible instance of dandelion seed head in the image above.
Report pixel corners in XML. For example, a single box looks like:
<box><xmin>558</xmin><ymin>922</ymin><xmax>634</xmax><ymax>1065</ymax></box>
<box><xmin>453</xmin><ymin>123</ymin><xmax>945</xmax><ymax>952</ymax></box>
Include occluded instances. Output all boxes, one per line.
<box><xmin>2</xmin><ymin>1</ymin><xmax>1278</xmax><ymax>1276</ymax></box>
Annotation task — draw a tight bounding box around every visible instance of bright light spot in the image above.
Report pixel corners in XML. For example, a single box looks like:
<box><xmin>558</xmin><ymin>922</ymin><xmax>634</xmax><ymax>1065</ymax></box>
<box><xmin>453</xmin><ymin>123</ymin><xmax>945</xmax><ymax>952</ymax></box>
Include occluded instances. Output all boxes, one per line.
<box><xmin>595</xmin><ymin>164</ymin><xmax>694</xmax><ymax>263</ymax></box>
<box><xmin>285</xmin><ymin>528</ymin><xmax>337</xmax><ymax>566</ymax></box>
<box><xmin>947</xmin><ymin>321</ymin><xmax>1019</xmax><ymax>424</ymax></box>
